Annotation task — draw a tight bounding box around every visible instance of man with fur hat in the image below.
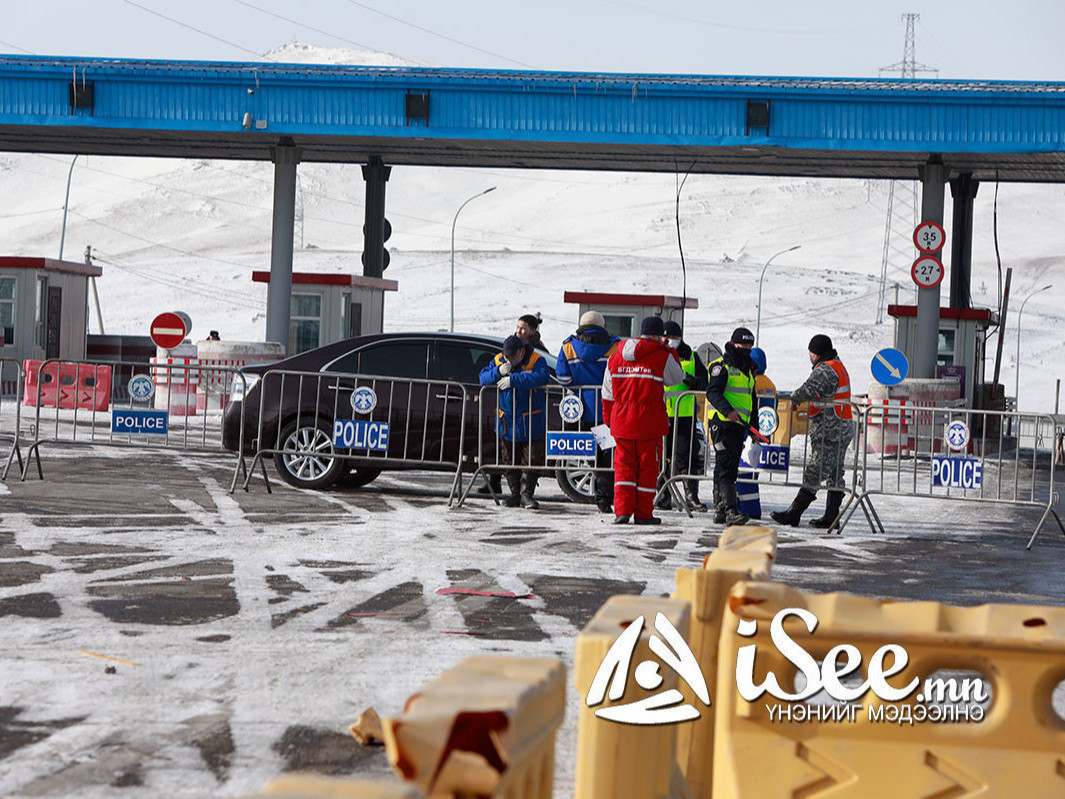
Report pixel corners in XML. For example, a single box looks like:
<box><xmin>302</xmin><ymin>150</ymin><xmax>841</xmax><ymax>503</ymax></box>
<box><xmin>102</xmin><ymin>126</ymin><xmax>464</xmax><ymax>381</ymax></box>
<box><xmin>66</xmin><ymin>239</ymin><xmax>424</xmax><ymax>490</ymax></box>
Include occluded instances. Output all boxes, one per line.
<box><xmin>479</xmin><ymin>334</ymin><xmax>551</xmax><ymax>509</ymax></box>
<box><xmin>705</xmin><ymin>327</ymin><xmax>758</xmax><ymax>526</ymax></box>
<box><xmin>556</xmin><ymin>310</ymin><xmax>620</xmax><ymax>513</ymax></box>
<box><xmin>602</xmin><ymin>316</ymin><xmax>686</xmax><ymax>525</ymax></box>
<box><xmin>770</xmin><ymin>334</ymin><xmax>854</xmax><ymax>529</ymax></box>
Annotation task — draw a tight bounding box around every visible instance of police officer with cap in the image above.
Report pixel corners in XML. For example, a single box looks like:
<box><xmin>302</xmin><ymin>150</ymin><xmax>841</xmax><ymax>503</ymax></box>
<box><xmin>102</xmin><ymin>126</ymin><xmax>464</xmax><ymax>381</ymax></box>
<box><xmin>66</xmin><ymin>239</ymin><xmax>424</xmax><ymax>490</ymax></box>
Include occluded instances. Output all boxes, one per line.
<box><xmin>705</xmin><ymin>327</ymin><xmax>758</xmax><ymax>525</ymax></box>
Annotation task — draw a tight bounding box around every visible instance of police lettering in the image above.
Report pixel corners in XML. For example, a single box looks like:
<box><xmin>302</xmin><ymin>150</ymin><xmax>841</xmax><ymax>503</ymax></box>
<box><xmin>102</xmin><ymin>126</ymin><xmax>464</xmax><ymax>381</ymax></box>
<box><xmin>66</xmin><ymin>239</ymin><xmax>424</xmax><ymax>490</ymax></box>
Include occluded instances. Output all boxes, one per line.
<box><xmin>931</xmin><ymin>457</ymin><xmax>983</xmax><ymax>488</ymax></box>
<box><xmin>333</xmin><ymin>420</ymin><xmax>390</xmax><ymax>452</ymax></box>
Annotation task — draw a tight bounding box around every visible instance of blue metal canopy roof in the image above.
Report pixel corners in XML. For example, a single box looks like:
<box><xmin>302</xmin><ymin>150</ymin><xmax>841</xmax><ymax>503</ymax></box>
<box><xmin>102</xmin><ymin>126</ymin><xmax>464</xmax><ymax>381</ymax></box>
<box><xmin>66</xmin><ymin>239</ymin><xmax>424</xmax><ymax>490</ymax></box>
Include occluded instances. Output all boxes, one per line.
<box><xmin>2</xmin><ymin>54</ymin><xmax>1065</xmax><ymax>181</ymax></box>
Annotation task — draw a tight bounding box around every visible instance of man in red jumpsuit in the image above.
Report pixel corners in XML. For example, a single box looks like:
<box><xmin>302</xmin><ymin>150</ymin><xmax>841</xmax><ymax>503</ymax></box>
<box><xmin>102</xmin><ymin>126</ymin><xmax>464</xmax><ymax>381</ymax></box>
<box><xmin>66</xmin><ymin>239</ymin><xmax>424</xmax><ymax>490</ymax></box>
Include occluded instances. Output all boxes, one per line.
<box><xmin>601</xmin><ymin>316</ymin><xmax>686</xmax><ymax>525</ymax></box>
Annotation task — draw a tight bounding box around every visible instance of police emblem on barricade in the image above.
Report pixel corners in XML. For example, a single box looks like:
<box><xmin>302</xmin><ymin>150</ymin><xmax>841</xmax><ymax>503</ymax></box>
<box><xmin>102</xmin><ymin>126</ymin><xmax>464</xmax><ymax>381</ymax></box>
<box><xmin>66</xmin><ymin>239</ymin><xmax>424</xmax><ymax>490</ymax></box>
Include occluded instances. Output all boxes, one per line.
<box><xmin>585</xmin><ymin>612</ymin><xmax>710</xmax><ymax>725</ymax></box>
<box><xmin>127</xmin><ymin>374</ymin><xmax>156</xmax><ymax>403</ymax></box>
<box><xmin>350</xmin><ymin>386</ymin><xmax>377</xmax><ymax>415</ymax></box>
<box><xmin>758</xmin><ymin>406</ymin><xmax>779</xmax><ymax>437</ymax></box>
<box><xmin>559</xmin><ymin>395</ymin><xmax>584</xmax><ymax>424</ymax></box>
<box><xmin>945</xmin><ymin>420</ymin><xmax>970</xmax><ymax>452</ymax></box>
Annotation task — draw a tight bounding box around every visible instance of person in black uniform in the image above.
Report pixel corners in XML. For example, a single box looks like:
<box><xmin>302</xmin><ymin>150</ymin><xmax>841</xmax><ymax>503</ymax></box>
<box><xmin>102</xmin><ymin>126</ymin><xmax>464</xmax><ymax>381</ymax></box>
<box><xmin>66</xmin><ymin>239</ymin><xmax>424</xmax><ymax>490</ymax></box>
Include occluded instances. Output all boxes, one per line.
<box><xmin>657</xmin><ymin>320</ymin><xmax>710</xmax><ymax>512</ymax></box>
<box><xmin>705</xmin><ymin>327</ymin><xmax>758</xmax><ymax>525</ymax></box>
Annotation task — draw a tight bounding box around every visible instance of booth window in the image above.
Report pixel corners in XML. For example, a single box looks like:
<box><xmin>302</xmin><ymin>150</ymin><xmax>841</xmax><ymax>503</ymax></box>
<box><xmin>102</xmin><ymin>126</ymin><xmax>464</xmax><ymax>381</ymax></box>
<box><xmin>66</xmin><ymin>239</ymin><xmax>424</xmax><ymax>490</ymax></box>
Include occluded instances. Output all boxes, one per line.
<box><xmin>289</xmin><ymin>293</ymin><xmax>321</xmax><ymax>355</ymax></box>
<box><xmin>0</xmin><ymin>276</ymin><xmax>14</xmax><ymax>346</ymax></box>
<box><xmin>602</xmin><ymin>314</ymin><xmax>633</xmax><ymax>339</ymax></box>
<box><xmin>937</xmin><ymin>329</ymin><xmax>956</xmax><ymax>366</ymax></box>
<box><xmin>35</xmin><ymin>276</ymin><xmax>47</xmax><ymax>348</ymax></box>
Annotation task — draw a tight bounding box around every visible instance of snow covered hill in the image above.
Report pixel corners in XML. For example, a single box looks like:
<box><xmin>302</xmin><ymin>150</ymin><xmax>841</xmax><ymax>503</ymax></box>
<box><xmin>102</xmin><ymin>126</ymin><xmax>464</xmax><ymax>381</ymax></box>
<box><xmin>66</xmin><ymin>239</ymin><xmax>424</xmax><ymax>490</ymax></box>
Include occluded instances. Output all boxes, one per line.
<box><xmin>1</xmin><ymin>43</ymin><xmax>1063</xmax><ymax>407</ymax></box>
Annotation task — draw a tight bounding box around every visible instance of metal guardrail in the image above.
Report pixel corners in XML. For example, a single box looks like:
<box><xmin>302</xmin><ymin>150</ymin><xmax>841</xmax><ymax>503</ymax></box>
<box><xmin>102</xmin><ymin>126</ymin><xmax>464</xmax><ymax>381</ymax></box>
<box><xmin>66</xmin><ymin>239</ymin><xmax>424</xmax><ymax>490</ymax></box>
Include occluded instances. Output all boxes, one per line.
<box><xmin>658</xmin><ymin>392</ymin><xmax>864</xmax><ymax>531</ymax></box>
<box><xmin>455</xmin><ymin>384</ymin><xmax>617</xmax><ymax>508</ymax></box>
<box><xmin>0</xmin><ymin>357</ymin><xmax>27</xmax><ymax>481</ymax></box>
<box><xmin>853</xmin><ymin>402</ymin><xmax>1064</xmax><ymax>549</ymax></box>
<box><xmin>241</xmin><ymin>369</ymin><xmax>470</xmax><ymax>503</ymax></box>
<box><xmin>11</xmin><ymin>358</ymin><xmax>247</xmax><ymax>490</ymax></box>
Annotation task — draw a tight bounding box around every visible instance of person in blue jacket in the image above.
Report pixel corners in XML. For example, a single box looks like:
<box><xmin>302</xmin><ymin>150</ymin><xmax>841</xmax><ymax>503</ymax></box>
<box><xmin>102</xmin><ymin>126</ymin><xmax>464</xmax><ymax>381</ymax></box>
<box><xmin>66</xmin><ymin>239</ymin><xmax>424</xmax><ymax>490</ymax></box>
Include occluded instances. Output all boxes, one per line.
<box><xmin>555</xmin><ymin>311</ymin><xmax>620</xmax><ymax>513</ymax></box>
<box><xmin>479</xmin><ymin>335</ymin><xmax>550</xmax><ymax>508</ymax></box>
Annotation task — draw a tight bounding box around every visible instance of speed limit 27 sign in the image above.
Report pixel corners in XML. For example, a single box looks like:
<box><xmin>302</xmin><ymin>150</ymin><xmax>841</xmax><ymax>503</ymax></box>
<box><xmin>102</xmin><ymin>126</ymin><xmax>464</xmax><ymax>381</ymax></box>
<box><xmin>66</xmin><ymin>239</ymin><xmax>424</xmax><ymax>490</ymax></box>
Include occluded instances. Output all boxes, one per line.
<box><xmin>913</xmin><ymin>221</ymin><xmax>945</xmax><ymax>253</ymax></box>
<box><xmin>912</xmin><ymin>256</ymin><xmax>944</xmax><ymax>289</ymax></box>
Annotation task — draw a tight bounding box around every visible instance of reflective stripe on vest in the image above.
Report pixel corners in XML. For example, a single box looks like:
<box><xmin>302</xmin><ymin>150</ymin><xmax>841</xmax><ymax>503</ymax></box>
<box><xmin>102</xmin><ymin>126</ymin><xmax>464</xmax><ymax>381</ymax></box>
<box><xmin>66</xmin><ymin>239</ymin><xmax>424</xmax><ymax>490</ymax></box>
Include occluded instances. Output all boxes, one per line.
<box><xmin>809</xmin><ymin>359</ymin><xmax>853</xmax><ymax>420</ymax></box>
<box><xmin>708</xmin><ymin>357</ymin><xmax>754</xmax><ymax>424</ymax></box>
<box><xmin>664</xmin><ymin>358</ymin><xmax>697</xmax><ymax>418</ymax></box>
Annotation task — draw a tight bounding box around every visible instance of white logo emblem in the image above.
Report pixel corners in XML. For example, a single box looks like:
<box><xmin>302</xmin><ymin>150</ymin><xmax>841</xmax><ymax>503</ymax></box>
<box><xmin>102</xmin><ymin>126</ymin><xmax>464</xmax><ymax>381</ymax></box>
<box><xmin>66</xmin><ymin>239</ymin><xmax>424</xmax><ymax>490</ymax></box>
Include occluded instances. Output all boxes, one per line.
<box><xmin>585</xmin><ymin>612</ymin><xmax>710</xmax><ymax>725</ymax></box>
<box><xmin>757</xmin><ymin>406</ymin><xmax>779</xmax><ymax>436</ymax></box>
<box><xmin>350</xmin><ymin>386</ymin><xmax>378</xmax><ymax>415</ymax></box>
<box><xmin>127</xmin><ymin>374</ymin><xmax>155</xmax><ymax>402</ymax></box>
<box><xmin>559</xmin><ymin>395</ymin><xmax>584</xmax><ymax>423</ymax></box>
<box><xmin>945</xmin><ymin>420</ymin><xmax>970</xmax><ymax>452</ymax></box>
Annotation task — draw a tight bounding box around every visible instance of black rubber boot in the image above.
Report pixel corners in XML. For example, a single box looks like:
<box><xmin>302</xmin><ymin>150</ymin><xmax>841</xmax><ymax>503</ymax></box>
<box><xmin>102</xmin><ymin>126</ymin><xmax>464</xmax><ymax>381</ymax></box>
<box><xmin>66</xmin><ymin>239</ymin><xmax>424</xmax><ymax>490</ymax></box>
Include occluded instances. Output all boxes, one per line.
<box><xmin>685</xmin><ymin>480</ymin><xmax>709</xmax><ymax>513</ymax></box>
<box><xmin>770</xmin><ymin>488</ymin><xmax>817</xmax><ymax>526</ymax></box>
<box><xmin>809</xmin><ymin>490</ymin><xmax>844</xmax><ymax>529</ymax></box>
<box><xmin>722</xmin><ymin>483</ymin><xmax>750</xmax><ymax>526</ymax></box>
<box><xmin>476</xmin><ymin>473</ymin><xmax>503</xmax><ymax>495</ymax></box>
<box><xmin>503</xmin><ymin>472</ymin><xmax>522</xmax><ymax>508</ymax></box>
<box><xmin>712</xmin><ymin>485</ymin><xmax>726</xmax><ymax>524</ymax></box>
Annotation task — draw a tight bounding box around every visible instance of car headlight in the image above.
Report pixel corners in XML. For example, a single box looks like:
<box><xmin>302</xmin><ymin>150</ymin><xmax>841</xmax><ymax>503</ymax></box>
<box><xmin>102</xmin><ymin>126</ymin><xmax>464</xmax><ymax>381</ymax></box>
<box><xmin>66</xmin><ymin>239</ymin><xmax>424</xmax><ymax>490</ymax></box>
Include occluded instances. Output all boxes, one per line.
<box><xmin>230</xmin><ymin>372</ymin><xmax>260</xmax><ymax>403</ymax></box>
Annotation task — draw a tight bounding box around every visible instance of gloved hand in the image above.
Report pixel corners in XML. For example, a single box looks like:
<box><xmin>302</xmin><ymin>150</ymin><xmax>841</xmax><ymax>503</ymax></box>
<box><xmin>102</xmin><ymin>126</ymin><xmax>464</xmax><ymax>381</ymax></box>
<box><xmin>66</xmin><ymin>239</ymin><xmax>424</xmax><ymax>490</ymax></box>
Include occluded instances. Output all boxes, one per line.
<box><xmin>497</xmin><ymin>376</ymin><xmax>512</xmax><ymax>391</ymax></box>
<box><xmin>726</xmin><ymin>410</ymin><xmax>743</xmax><ymax>423</ymax></box>
<box><xmin>683</xmin><ymin>376</ymin><xmax>699</xmax><ymax>389</ymax></box>
<box><xmin>498</xmin><ymin>361</ymin><xmax>513</xmax><ymax>375</ymax></box>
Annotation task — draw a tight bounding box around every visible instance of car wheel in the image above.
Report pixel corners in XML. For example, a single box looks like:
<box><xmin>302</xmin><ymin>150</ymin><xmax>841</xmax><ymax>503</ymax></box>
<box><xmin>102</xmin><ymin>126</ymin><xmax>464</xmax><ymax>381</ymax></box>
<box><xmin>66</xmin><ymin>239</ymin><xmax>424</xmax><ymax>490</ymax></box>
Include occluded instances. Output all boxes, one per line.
<box><xmin>338</xmin><ymin>465</ymin><xmax>383</xmax><ymax>488</ymax></box>
<box><xmin>555</xmin><ymin>463</ymin><xmax>597</xmax><ymax>504</ymax></box>
<box><xmin>274</xmin><ymin>419</ymin><xmax>345</xmax><ymax>489</ymax></box>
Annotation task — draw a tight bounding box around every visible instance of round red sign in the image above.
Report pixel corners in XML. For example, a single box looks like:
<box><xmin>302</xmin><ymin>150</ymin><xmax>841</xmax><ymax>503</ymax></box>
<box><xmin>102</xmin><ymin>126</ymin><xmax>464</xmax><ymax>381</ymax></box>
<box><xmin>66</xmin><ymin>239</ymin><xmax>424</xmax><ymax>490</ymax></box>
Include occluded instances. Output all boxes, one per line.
<box><xmin>150</xmin><ymin>312</ymin><xmax>187</xmax><ymax>349</ymax></box>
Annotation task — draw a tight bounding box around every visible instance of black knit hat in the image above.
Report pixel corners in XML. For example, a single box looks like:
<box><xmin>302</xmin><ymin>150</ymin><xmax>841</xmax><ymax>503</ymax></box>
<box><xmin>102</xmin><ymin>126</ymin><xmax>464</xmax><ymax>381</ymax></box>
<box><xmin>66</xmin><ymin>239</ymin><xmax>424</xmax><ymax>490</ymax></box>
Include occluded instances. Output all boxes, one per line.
<box><xmin>640</xmin><ymin>316</ymin><xmax>666</xmax><ymax>337</ymax></box>
<box><xmin>663</xmin><ymin>320</ymin><xmax>682</xmax><ymax>337</ymax></box>
<box><xmin>502</xmin><ymin>335</ymin><xmax>526</xmax><ymax>357</ymax></box>
<box><xmin>808</xmin><ymin>334</ymin><xmax>833</xmax><ymax>356</ymax></box>
<box><xmin>731</xmin><ymin>327</ymin><xmax>755</xmax><ymax>346</ymax></box>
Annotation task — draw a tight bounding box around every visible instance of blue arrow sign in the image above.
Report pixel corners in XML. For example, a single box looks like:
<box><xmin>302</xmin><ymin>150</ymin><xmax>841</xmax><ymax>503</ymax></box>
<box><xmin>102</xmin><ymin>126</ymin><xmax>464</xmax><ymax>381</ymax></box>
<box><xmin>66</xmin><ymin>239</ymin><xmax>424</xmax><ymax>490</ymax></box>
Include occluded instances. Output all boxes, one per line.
<box><xmin>871</xmin><ymin>348</ymin><xmax>908</xmax><ymax>386</ymax></box>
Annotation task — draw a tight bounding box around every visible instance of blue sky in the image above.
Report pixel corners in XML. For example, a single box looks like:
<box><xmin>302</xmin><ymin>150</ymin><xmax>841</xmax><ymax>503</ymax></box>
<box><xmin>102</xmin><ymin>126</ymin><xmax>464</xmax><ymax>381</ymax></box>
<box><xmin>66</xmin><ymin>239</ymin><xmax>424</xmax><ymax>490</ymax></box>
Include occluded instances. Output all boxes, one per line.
<box><xmin>5</xmin><ymin>0</ymin><xmax>1065</xmax><ymax>81</ymax></box>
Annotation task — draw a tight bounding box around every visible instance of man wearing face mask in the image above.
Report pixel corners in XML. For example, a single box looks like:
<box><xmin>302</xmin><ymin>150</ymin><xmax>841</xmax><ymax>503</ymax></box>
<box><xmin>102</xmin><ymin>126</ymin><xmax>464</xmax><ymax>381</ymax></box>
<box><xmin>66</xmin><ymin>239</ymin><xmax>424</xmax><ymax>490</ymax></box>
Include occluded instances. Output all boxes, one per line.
<box><xmin>705</xmin><ymin>327</ymin><xmax>758</xmax><ymax>526</ymax></box>
<box><xmin>659</xmin><ymin>320</ymin><xmax>710</xmax><ymax>512</ymax></box>
<box><xmin>479</xmin><ymin>335</ymin><xmax>550</xmax><ymax>509</ymax></box>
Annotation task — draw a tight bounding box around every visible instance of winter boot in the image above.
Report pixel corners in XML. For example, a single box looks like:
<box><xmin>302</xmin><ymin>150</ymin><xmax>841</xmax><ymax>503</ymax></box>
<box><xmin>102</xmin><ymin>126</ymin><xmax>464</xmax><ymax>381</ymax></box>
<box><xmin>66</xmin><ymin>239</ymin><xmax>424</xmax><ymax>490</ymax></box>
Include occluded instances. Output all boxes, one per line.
<box><xmin>503</xmin><ymin>473</ymin><xmax>522</xmax><ymax>508</ymax></box>
<box><xmin>809</xmin><ymin>490</ymin><xmax>844</xmax><ymax>529</ymax></box>
<box><xmin>613</xmin><ymin>514</ymin><xmax>631</xmax><ymax>524</ymax></box>
<box><xmin>712</xmin><ymin>485</ymin><xmax>727</xmax><ymax>524</ymax></box>
<box><xmin>476</xmin><ymin>473</ymin><xmax>503</xmax><ymax>495</ymax></box>
<box><xmin>655</xmin><ymin>477</ymin><xmax>673</xmax><ymax>510</ymax></box>
<box><xmin>633</xmin><ymin>516</ymin><xmax>662</xmax><ymax>526</ymax></box>
<box><xmin>520</xmin><ymin>473</ymin><xmax>540</xmax><ymax>509</ymax></box>
<box><xmin>722</xmin><ymin>483</ymin><xmax>750</xmax><ymax>526</ymax></box>
<box><xmin>770</xmin><ymin>488</ymin><xmax>817</xmax><ymax>527</ymax></box>
<box><xmin>684</xmin><ymin>480</ymin><xmax>709</xmax><ymax>513</ymax></box>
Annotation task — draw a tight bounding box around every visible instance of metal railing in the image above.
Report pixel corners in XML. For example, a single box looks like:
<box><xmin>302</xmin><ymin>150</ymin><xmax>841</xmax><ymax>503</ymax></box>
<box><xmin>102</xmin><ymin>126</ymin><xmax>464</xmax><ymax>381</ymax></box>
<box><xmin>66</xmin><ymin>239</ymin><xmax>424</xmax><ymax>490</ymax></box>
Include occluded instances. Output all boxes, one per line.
<box><xmin>658</xmin><ymin>391</ymin><xmax>864</xmax><ymax>530</ymax></box>
<box><xmin>12</xmin><ymin>358</ymin><xmax>248</xmax><ymax>490</ymax></box>
<box><xmin>241</xmin><ymin>369</ymin><xmax>471</xmax><ymax>503</ymax></box>
<box><xmin>1</xmin><ymin>357</ymin><xmax>27</xmax><ymax>481</ymax></box>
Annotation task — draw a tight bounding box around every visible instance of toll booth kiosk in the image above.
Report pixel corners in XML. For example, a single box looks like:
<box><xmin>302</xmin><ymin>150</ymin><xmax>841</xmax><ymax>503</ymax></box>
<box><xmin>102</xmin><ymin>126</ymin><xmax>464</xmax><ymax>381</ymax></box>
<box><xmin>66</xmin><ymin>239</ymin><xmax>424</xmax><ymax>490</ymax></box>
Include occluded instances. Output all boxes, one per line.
<box><xmin>0</xmin><ymin>256</ymin><xmax>101</xmax><ymax>394</ymax></box>
<box><xmin>252</xmin><ymin>271</ymin><xmax>398</xmax><ymax>355</ymax></box>
<box><xmin>888</xmin><ymin>305</ymin><xmax>998</xmax><ymax>409</ymax></box>
<box><xmin>562</xmin><ymin>291</ymin><xmax>698</xmax><ymax>339</ymax></box>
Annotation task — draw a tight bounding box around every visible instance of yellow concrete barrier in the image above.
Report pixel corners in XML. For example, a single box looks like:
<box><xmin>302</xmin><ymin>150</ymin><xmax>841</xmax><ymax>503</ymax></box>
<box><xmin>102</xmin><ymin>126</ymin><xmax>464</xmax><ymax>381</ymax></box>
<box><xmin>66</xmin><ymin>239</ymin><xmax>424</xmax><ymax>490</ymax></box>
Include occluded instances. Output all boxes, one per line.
<box><xmin>671</xmin><ymin>525</ymin><xmax>776</xmax><ymax>799</ymax></box>
<box><xmin>381</xmin><ymin>656</ymin><xmax>564</xmax><ymax>799</ymax></box>
<box><xmin>713</xmin><ymin>581</ymin><xmax>1065</xmax><ymax>798</ymax></box>
<box><xmin>573</xmin><ymin>595</ymin><xmax>698</xmax><ymax>799</ymax></box>
<box><xmin>259</xmin><ymin>775</ymin><xmax>423</xmax><ymax>797</ymax></box>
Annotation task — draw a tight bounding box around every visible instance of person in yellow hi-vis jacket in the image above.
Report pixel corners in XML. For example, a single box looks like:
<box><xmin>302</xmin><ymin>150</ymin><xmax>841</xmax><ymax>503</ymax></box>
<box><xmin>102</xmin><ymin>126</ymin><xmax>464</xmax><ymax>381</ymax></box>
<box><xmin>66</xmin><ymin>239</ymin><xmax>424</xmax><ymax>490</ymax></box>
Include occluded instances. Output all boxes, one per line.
<box><xmin>737</xmin><ymin>346</ymin><xmax>775</xmax><ymax>518</ymax></box>
<box><xmin>659</xmin><ymin>320</ymin><xmax>709</xmax><ymax>512</ymax></box>
<box><xmin>705</xmin><ymin>327</ymin><xmax>758</xmax><ymax>526</ymax></box>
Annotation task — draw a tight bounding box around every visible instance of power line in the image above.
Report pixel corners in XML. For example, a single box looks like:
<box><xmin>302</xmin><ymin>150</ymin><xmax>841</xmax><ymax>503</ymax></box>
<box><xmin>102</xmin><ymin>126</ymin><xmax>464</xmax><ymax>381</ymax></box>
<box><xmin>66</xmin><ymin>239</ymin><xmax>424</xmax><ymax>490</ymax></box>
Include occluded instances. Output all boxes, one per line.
<box><xmin>117</xmin><ymin>0</ymin><xmax>275</xmax><ymax>61</ymax></box>
<box><xmin>0</xmin><ymin>39</ymin><xmax>32</xmax><ymax>54</ymax></box>
<box><xmin>338</xmin><ymin>0</ymin><xmax>533</xmax><ymax>68</ymax></box>
<box><xmin>608</xmin><ymin>0</ymin><xmax>892</xmax><ymax>36</ymax></box>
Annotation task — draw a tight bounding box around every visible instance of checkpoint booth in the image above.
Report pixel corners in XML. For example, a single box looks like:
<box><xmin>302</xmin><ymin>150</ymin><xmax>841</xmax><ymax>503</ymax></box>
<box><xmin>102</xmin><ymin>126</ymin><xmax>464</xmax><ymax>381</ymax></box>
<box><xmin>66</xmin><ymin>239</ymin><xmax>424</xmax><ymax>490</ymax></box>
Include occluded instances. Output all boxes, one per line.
<box><xmin>252</xmin><ymin>271</ymin><xmax>398</xmax><ymax>355</ymax></box>
<box><xmin>562</xmin><ymin>291</ymin><xmax>698</xmax><ymax>340</ymax></box>
<box><xmin>0</xmin><ymin>256</ymin><xmax>101</xmax><ymax>398</ymax></box>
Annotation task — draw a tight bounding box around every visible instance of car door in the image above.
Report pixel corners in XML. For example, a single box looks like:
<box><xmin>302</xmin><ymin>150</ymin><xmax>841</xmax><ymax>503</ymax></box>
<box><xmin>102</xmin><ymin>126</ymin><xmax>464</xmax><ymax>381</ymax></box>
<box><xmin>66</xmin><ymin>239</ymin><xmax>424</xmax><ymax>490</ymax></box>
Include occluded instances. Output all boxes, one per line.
<box><xmin>432</xmin><ymin>339</ymin><xmax>501</xmax><ymax>469</ymax></box>
<box><xmin>324</xmin><ymin>340</ymin><xmax>430</xmax><ymax>464</ymax></box>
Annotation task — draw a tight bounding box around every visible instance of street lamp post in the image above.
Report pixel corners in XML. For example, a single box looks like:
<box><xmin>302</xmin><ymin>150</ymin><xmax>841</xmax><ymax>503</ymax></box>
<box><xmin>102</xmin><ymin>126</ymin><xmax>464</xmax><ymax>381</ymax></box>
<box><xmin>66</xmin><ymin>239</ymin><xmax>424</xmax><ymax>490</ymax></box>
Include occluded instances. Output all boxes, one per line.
<box><xmin>755</xmin><ymin>244</ymin><xmax>801</xmax><ymax>345</ymax></box>
<box><xmin>1015</xmin><ymin>284</ymin><xmax>1052</xmax><ymax>410</ymax></box>
<box><xmin>58</xmin><ymin>154</ymin><xmax>79</xmax><ymax>261</ymax></box>
<box><xmin>450</xmin><ymin>187</ymin><xmax>497</xmax><ymax>333</ymax></box>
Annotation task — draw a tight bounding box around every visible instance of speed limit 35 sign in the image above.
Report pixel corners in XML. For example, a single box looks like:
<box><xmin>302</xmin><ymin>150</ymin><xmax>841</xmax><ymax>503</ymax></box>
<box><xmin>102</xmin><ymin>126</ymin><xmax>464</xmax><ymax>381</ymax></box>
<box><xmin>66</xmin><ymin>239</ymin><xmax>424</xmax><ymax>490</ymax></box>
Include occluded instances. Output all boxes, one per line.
<box><xmin>911</xmin><ymin>255</ymin><xmax>944</xmax><ymax>289</ymax></box>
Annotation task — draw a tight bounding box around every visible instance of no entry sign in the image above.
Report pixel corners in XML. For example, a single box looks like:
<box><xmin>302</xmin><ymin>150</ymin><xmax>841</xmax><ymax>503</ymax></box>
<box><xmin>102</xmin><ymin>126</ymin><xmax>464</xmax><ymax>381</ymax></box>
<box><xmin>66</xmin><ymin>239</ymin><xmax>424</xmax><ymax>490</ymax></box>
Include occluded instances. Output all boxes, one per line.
<box><xmin>150</xmin><ymin>312</ymin><xmax>187</xmax><ymax>349</ymax></box>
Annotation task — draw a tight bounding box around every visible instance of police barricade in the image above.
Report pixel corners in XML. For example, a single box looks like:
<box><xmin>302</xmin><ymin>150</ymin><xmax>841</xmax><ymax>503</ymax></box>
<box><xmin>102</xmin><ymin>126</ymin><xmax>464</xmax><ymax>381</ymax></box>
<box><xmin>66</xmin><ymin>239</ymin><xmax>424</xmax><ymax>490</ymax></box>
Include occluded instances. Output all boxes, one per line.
<box><xmin>0</xmin><ymin>357</ymin><xmax>27</xmax><ymax>481</ymax></box>
<box><xmin>712</xmin><ymin>580</ymin><xmax>1065</xmax><ymax>798</ymax></box>
<box><xmin>853</xmin><ymin>403</ymin><xmax>1065</xmax><ymax>549</ymax></box>
<box><xmin>241</xmin><ymin>369</ymin><xmax>470</xmax><ymax>503</ymax></box>
<box><xmin>15</xmin><ymin>358</ymin><xmax>248</xmax><ymax>490</ymax></box>
<box><xmin>659</xmin><ymin>391</ymin><xmax>865</xmax><ymax>532</ymax></box>
<box><xmin>455</xmin><ymin>384</ymin><xmax>617</xmax><ymax>509</ymax></box>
